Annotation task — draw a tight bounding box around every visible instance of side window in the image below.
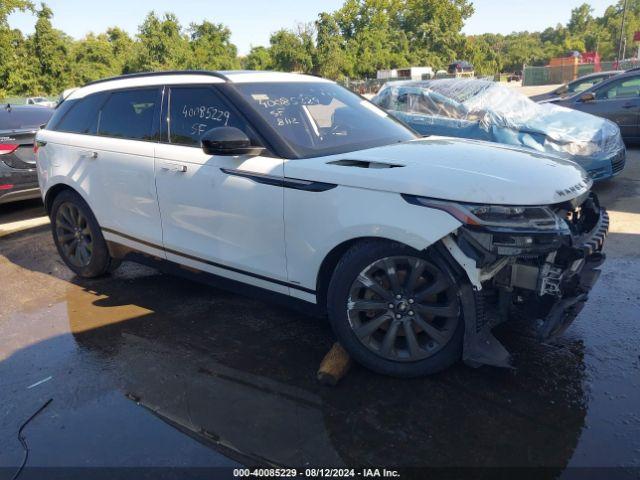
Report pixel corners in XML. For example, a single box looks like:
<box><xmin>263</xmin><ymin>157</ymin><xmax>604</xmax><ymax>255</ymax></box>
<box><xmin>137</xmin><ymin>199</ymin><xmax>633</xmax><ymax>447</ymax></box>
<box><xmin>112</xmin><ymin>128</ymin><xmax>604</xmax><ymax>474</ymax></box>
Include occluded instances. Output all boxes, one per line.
<box><xmin>167</xmin><ymin>87</ymin><xmax>253</xmax><ymax>147</ymax></box>
<box><xmin>97</xmin><ymin>89</ymin><xmax>158</xmax><ymax>140</ymax></box>
<box><xmin>596</xmin><ymin>77</ymin><xmax>640</xmax><ymax>100</ymax></box>
<box><xmin>571</xmin><ymin>79</ymin><xmax>598</xmax><ymax>94</ymax></box>
<box><xmin>51</xmin><ymin>93</ymin><xmax>107</xmax><ymax>134</ymax></box>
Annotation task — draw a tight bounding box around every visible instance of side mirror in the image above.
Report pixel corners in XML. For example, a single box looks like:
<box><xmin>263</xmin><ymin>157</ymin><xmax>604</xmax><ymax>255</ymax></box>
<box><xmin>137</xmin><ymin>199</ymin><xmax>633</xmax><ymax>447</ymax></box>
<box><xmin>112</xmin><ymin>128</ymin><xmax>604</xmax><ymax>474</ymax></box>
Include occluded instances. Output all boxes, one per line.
<box><xmin>201</xmin><ymin>127</ymin><xmax>265</xmax><ymax>156</ymax></box>
<box><xmin>555</xmin><ymin>85</ymin><xmax>569</xmax><ymax>95</ymax></box>
<box><xmin>579</xmin><ymin>92</ymin><xmax>596</xmax><ymax>103</ymax></box>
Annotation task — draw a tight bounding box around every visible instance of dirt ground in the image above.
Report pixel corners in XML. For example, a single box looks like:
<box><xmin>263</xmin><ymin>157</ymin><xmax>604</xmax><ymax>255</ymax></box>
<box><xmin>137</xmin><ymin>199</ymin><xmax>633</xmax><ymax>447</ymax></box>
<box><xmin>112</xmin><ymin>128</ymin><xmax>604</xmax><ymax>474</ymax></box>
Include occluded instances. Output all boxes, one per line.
<box><xmin>0</xmin><ymin>150</ymin><xmax>638</xmax><ymax>478</ymax></box>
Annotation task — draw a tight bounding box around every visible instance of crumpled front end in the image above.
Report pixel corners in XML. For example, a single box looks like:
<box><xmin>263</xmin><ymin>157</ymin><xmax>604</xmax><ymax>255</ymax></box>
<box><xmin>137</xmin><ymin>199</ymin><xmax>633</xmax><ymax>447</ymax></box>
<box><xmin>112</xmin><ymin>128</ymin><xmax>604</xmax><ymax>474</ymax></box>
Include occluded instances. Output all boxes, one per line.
<box><xmin>438</xmin><ymin>192</ymin><xmax>608</xmax><ymax>368</ymax></box>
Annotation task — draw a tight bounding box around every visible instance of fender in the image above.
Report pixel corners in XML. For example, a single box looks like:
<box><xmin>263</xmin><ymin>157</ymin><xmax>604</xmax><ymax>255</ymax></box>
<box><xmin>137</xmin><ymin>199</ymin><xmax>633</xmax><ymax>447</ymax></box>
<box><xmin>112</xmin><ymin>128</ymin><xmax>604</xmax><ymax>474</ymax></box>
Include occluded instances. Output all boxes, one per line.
<box><xmin>283</xmin><ymin>184</ymin><xmax>463</xmax><ymax>302</ymax></box>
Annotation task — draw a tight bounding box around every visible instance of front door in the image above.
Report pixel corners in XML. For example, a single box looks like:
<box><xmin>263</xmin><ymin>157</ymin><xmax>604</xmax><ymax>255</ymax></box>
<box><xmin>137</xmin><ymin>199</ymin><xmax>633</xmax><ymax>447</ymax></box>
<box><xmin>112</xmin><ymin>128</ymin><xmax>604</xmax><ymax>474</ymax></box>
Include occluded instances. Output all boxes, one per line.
<box><xmin>154</xmin><ymin>85</ymin><xmax>289</xmax><ymax>293</ymax></box>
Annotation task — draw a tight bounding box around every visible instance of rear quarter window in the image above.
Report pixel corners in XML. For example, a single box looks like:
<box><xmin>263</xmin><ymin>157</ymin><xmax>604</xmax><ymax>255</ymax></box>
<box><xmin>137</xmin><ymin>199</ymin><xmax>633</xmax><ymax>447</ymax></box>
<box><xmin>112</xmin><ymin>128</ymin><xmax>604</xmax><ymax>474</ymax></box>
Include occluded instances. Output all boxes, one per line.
<box><xmin>49</xmin><ymin>92</ymin><xmax>107</xmax><ymax>134</ymax></box>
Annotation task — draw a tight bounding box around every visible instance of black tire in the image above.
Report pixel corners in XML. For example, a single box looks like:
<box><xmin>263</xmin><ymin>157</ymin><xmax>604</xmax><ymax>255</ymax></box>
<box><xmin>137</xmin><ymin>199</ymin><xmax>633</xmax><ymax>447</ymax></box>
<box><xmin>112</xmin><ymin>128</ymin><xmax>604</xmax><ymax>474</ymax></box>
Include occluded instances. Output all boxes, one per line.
<box><xmin>327</xmin><ymin>240</ymin><xmax>466</xmax><ymax>377</ymax></box>
<box><xmin>50</xmin><ymin>190</ymin><xmax>121</xmax><ymax>278</ymax></box>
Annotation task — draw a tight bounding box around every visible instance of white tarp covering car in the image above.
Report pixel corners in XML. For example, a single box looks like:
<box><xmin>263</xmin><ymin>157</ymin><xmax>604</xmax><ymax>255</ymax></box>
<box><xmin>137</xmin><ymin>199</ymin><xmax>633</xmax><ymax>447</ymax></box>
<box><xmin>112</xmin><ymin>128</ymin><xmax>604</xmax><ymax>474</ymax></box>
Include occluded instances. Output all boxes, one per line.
<box><xmin>373</xmin><ymin>79</ymin><xmax>626</xmax><ymax>180</ymax></box>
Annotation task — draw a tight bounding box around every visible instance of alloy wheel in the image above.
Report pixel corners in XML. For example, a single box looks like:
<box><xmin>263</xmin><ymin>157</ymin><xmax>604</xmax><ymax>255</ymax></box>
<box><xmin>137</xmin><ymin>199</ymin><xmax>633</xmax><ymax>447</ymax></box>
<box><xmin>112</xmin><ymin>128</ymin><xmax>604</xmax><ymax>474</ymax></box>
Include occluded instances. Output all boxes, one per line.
<box><xmin>347</xmin><ymin>255</ymin><xmax>460</xmax><ymax>362</ymax></box>
<box><xmin>55</xmin><ymin>202</ymin><xmax>93</xmax><ymax>268</ymax></box>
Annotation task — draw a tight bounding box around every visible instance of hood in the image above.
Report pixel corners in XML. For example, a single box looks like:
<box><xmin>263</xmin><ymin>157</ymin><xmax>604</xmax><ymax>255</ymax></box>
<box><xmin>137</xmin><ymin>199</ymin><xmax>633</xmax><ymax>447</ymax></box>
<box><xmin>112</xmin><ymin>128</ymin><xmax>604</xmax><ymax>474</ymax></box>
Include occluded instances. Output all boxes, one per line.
<box><xmin>284</xmin><ymin>137</ymin><xmax>592</xmax><ymax>206</ymax></box>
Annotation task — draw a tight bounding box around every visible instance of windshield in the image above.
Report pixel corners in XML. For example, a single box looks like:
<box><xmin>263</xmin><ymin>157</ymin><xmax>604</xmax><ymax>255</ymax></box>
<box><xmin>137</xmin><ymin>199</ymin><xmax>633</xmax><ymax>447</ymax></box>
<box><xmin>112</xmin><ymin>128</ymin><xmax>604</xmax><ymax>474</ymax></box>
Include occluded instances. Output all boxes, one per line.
<box><xmin>235</xmin><ymin>82</ymin><xmax>417</xmax><ymax>158</ymax></box>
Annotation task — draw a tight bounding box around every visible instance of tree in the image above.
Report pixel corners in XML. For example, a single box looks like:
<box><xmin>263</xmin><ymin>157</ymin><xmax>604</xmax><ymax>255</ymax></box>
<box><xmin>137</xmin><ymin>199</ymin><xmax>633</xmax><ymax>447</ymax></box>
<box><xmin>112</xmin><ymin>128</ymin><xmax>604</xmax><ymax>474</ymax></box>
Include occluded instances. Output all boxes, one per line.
<box><xmin>70</xmin><ymin>33</ymin><xmax>120</xmax><ymax>85</ymax></box>
<box><xmin>269</xmin><ymin>26</ymin><xmax>314</xmax><ymax>73</ymax></box>
<box><xmin>314</xmin><ymin>12</ymin><xmax>349</xmax><ymax>79</ymax></box>
<box><xmin>0</xmin><ymin>0</ymin><xmax>33</xmax><ymax>97</ymax></box>
<box><xmin>31</xmin><ymin>2</ymin><xmax>72</xmax><ymax>94</ymax></box>
<box><xmin>189</xmin><ymin>21</ymin><xmax>239</xmax><ymax>70</ymax></box>
<box><xmin>568</xmin><ymin>3</ymin><xmax>595</xmax><ymax>35</ymax></box>
<box><xmin>128</xmin><ymin>11</ymin><xmax>193</xmax><ymax>72</ymax></box>
<box><xmin>106</xmin><ymin>27</ymin><xmax>134</xmax><ymax>73</ymax></box>
<box><xmin>242</xmin><ymin>46</ymin><xmax>272</xmax><ymax>70</ymax></box>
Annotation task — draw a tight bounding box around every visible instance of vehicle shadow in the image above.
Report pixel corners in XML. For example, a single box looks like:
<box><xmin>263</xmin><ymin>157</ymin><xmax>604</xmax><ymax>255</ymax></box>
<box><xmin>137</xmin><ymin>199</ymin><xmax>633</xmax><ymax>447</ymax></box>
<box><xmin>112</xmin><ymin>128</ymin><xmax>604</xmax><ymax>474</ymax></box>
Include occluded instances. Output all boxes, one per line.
<box><xmin>0</xmin><ymin>198</ymin><xmax>46</xmax><ymax>224</ymax></box>
<box><xmin>0</xmin><ymin>252</ymin><xmax>590</xmax><ymax>473</ymax></box>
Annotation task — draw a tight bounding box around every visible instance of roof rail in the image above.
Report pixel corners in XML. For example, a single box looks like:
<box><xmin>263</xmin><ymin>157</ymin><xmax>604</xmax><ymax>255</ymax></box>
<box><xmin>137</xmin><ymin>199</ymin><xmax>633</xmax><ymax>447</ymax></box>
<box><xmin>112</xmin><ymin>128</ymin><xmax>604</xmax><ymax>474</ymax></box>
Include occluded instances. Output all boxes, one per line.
<box><xmin>84</xmin><ymin>70</ymin><xmax>229</xmax><ymax>87</ymax></box>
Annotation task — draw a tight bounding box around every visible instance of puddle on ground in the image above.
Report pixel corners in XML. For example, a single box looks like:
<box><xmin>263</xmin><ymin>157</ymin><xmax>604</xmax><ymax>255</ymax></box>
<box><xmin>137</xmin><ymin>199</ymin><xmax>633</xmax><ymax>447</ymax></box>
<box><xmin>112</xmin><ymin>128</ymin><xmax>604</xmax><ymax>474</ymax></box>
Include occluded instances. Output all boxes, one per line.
<box><xmin>0</xmin><ymin>227</ymin><xmax>639</xmax><ymax>473</ymax></box>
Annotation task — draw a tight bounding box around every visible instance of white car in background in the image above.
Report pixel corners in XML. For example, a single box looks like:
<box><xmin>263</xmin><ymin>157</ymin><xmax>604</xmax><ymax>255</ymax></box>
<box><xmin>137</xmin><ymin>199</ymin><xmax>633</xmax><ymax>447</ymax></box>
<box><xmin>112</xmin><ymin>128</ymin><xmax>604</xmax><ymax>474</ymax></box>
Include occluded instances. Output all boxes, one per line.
<box><xmin>25</xmin><ymin>96</ymin><xmax>57</xmax><ymax>108</ymax></box>
<box><xmin>35</xmin><ymin>71</ymin><xmax>608</xmax><ymax>377</ymax></box>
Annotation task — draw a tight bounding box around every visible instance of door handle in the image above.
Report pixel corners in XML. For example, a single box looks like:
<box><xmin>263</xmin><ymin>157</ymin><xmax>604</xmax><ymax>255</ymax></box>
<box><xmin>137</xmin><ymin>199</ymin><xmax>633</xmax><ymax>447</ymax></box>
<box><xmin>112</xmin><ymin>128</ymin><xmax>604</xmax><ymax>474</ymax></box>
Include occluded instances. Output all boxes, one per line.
<box><xmin>622</xmin><ymin>102</ymin><xmax>638</xmax><ymax>109</ymax></box>
<box><xmin>79</xmin><ymin>150</ymin><xmax>98</xmax><ymax>159</ymax></box>
<box><xmin>159</xmin><ymin>161</ymin><xmax>187</xmax><ymax>173</ymax></box>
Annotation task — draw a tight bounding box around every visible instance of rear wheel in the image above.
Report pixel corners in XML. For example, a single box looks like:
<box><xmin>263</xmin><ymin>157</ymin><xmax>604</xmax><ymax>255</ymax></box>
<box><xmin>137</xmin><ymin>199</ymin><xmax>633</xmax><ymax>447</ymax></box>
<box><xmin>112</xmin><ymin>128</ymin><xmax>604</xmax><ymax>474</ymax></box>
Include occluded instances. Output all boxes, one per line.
<box><xmin>327</xmin><ymin>240</ymin><xmax>465</xmax><ymax>377</ymax></box>
<box><xmin>51</xmin><ymin>190</ymin><xmax>120</xmax><ymax>278</ymax></box>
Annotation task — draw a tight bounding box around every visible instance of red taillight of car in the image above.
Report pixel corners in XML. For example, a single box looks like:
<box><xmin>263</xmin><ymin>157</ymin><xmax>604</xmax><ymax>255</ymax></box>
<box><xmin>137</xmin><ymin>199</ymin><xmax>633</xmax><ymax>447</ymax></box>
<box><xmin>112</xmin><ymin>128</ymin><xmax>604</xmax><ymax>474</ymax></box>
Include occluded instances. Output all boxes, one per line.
<box><xmin>0</xmin><ymin>184</ymin><xmax>14</xmax><ymax>190</ymax></box>
<box><xmin>0</xmin><ymin>144</ymin><xmax>19</xmax><ymax>155</ymax></box>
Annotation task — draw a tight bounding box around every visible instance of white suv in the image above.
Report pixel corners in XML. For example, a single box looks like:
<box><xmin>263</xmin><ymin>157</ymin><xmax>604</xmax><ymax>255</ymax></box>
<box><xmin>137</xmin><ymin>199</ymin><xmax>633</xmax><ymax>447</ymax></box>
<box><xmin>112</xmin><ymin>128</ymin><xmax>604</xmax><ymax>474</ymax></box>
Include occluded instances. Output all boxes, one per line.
<box><xmin>36</xmin><ymin>71</ymin><xmax>608</xmax><ymax>377</ymax></box>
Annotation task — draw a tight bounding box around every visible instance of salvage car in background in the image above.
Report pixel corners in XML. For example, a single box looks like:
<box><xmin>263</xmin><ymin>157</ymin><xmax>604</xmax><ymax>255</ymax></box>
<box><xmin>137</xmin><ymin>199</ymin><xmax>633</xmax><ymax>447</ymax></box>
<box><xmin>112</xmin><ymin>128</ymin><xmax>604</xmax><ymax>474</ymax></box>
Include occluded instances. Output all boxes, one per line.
<box><xmin>531</xmin><ymin>70</ymin><xmax>623</xmax><ymax>102</ymax></box>
<box><xmin>372</xmin><ymin>79</ymin><xmax>626</xmax><ymax>180</ymax></box>
<box><xmin>37</xmin><ymin>71</ymin><xmax>607</xmax><ymax>377</ymax></box>
<box><xmin>549</xmin><ymin>69</ymin><xmax>640</xmax><ymax>144</ymax></box>
<box><xmin>0</xmin><ymin>104</ymin><xmax>53</xmax><ymax>205</ymax></box>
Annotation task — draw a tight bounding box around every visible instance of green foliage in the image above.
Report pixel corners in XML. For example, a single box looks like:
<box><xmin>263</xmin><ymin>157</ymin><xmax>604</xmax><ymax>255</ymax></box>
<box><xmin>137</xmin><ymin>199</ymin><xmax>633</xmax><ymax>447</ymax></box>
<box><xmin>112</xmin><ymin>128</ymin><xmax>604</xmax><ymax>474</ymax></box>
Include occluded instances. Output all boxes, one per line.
<box><xmin>2</xmin><ymin>0</ymin><xmax>640</xmax><ymax>98</ymax></box>
<box><xmin>314</xmin><ymin>12</ymin><xmax>349</xmax><ymax>79</ymax></box>
<box><xmin>189</xmin><ymin>21</ymin><xmax>239</xmax><ymax>70</ymax></box>
<box><xmin>0</xmin><ymin>0</ymin><xmax>34</xmax><ymax>97</ymax></box>
<box><xmin>269</xmin><ymin>26</ymin><xmax>315</xmax><ymax>73</ymax></box>
<box><xmin>70</xmin><ymin>33</ymin><xmax>119</xmax><ymax>85</ymax></box>
<box><xmin>242</xmin><ymin>46</ymin><xmax>272</xmax><ymax>70</ymax></box>
<box><xmin>32</xmin><ymin>3</ymin><xmax>72</xmax><ymax>94</ymax></box>
<box><xmin>127</xmin><ymin>11</ymin><xmax>193</xmax><ymax>72</ymax></box>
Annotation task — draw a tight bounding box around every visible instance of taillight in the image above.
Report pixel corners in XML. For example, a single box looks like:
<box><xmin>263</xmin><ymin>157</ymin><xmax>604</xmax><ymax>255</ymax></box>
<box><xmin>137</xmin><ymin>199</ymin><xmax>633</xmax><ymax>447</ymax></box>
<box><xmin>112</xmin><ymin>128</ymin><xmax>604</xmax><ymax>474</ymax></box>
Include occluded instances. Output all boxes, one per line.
<box><xmin>0</xmin><ymin>184</ymin><xmax>13</xmax><ymax>190</ymax></box>
<box><xmin>33</xmin><ymin>140</ymin><xmax>46</xmax><ymax>154</ymax></box>
<box><xmin>0</xmin><ymin>144</ymin><xmax>19</xmax><ymax>155</ymax></box>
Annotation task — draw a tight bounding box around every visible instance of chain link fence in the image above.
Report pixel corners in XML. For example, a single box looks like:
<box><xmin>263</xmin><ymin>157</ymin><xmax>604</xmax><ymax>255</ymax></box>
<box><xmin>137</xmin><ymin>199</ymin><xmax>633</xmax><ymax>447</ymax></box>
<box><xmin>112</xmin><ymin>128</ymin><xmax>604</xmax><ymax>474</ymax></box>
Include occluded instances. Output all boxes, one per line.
<box><xmin>523</xmin><ymin>60</ymin><xmax>640</xmax><ymax>86</ymax></box>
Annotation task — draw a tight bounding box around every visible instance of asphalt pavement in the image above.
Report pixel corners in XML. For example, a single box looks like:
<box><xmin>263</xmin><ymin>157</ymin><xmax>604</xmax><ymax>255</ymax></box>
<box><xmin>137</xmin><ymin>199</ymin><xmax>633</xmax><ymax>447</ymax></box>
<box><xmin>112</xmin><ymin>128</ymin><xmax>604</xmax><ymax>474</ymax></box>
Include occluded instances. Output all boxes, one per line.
<box><xmin>0</xmin><ymin>151</ymin><xmax>638</xmax><ymax>479</ymax></box>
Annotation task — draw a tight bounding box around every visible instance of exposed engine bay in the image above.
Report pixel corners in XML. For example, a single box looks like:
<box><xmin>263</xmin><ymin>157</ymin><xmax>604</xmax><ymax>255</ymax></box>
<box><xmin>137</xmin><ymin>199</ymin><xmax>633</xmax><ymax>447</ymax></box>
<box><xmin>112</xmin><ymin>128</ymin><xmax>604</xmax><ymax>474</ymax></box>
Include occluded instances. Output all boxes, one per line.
<box><xmin>441</xmin><ymin>192</ymin><xmax>608</xmax><ymax>368</ymax></box>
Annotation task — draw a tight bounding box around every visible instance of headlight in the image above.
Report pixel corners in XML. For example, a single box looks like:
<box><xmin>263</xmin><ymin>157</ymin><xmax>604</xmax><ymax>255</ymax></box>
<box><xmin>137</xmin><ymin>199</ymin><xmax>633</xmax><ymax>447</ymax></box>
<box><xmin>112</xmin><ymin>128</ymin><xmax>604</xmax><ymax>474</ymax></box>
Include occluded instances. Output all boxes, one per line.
<box><xmin>403</xmin><ymin>194</ymin><xmax>571</xmax><ymax>255</ymax></box>
<box><xmin>405</xmin><ymin>196</ymin><xmax>569</xmax><ymax>232</ymax></box>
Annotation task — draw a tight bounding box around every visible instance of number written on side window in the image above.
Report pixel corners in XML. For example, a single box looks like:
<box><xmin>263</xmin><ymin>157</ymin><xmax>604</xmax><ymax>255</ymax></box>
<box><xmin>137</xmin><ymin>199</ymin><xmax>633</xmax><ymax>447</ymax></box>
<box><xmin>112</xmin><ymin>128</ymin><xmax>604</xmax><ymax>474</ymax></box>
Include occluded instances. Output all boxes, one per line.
<box><xmin>168</xmin><ymin>87</ymin><xmax>252</xmax><ymax>147</ymax></box>
<box><xmin>181</xmin><ymin>104</ymin><xmax>230</xmax><ymax>125</ymax></box>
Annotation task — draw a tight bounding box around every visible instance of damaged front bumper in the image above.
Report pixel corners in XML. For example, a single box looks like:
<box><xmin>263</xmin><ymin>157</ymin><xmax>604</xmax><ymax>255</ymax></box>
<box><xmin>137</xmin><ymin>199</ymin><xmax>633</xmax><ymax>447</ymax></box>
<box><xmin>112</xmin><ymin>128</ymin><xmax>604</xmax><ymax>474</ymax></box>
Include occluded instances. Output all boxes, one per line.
<box><xmin>443</xmin><ymin>192</ymin><xmax>608</xmax><ymax>368</ymax></box>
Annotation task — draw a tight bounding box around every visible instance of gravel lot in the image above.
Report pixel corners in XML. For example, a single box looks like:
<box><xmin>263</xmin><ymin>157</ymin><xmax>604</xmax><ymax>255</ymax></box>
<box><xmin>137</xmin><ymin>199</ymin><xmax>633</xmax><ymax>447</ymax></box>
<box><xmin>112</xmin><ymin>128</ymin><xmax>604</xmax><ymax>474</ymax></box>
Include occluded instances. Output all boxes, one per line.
<box><xmin>0</xmin><ymin>149</ymin><xmax>638</xmax><ymax>478</ymax></box>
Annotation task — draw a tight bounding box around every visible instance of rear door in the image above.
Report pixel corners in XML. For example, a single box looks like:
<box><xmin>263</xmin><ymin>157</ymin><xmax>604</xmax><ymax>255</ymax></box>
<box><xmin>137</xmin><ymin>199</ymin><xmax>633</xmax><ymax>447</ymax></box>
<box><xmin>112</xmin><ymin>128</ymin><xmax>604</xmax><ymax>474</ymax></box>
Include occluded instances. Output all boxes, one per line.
<box><xmin>42</xmin><ymin>88</ymin><xmax>165</xmax><ymax>254</ymax></box>
<box><xmin>87</xmin><ymin>88</ymin><xmax>164</xmax><ymax>251</ymax></box>
<box><xmin>574</xmin><ymin>76</ymin><xmax>640</xmax><ymax>139</ymax></box>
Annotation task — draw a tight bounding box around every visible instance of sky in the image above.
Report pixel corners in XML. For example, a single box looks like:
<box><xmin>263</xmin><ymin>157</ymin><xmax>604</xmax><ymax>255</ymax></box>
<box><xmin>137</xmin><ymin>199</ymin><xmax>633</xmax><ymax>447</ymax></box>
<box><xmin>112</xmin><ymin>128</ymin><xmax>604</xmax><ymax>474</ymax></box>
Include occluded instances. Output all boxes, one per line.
<box><xmin>8</xmin><ymin>0</ymin><xmax>617</xmax><ymax>56</ymax></box>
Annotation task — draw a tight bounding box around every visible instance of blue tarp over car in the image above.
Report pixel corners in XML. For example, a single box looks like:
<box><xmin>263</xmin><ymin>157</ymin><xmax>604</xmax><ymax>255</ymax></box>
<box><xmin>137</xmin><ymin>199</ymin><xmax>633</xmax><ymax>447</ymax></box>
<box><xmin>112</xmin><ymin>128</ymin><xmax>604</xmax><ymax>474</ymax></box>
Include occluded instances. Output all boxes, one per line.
<box><xmin>372</xmin><ymin>79</ymin><xmax>626</xmax><ymax>180</ymax></box>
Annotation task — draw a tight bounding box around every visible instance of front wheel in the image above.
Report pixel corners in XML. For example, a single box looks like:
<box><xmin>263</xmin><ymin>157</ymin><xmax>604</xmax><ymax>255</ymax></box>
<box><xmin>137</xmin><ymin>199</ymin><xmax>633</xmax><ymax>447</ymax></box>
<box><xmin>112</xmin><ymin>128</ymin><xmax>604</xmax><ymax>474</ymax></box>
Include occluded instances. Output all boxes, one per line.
<box><xmin>327</xmin><ymin>240</ymin><xmax>465</xmax><ymax>377</ymax></box>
